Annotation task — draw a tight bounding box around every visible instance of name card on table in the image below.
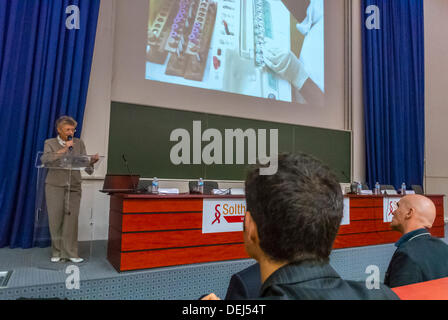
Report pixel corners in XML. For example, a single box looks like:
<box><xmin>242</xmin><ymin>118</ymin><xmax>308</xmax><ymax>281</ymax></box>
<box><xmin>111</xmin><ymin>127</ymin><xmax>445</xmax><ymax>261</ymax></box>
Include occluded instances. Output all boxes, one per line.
<box><xmin>202</xmin><ymin>199</ymin><xmax>246</xmax><ymax>234</ymax></box>
<box><xmin>383</xmin><ymin>196</ymin><xmax>401</xmax><ymax>222</ymax></box>
<box><xmin>158</xmin><ymin>188</ymin><xmax>179</xmax><ymax>194</ymax></box>
<box><xmin>381</xmin><ymin>190</ymin><xmax>398</xmax><ymax>195</ymax></box>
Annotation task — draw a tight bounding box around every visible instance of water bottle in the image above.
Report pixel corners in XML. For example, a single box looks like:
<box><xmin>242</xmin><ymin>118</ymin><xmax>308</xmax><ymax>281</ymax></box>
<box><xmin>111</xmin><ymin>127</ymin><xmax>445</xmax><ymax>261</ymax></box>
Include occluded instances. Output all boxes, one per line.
<box><xmin>198</xmin><ymin>178</ymin><xmax>204</xmax><ymax>194</ymax></box>
<box><xmin>152</xmin><ymin>177</ymin><xmax>159</xmax><ymax>194</ymax></box>
<box><xmin>401</xmin><ymin>182</ymin><xmax>406</xmax><ymax>195</ymax></box>
<box><xmin>375</xmin><ymin>182</ymin><xmax>381</xmax><ymax>195</ymax></box>
<box><xmin>356</xmin><ymin>182</ymin><xmax>362</xmax><ymax>195</ymax></box>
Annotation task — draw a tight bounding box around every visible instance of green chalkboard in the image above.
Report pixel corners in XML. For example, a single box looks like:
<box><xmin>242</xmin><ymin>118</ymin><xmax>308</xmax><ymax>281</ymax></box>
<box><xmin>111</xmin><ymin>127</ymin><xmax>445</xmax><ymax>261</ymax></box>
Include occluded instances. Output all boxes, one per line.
<box><xmin>108</xmin><ymin>102</ymin><xmax>351</xmax><ymax>182</ymax></box>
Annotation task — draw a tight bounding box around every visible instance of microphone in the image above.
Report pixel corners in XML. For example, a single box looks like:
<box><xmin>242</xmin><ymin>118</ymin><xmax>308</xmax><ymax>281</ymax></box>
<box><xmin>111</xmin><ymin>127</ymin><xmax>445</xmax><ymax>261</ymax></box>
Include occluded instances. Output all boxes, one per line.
<box><xmin>340</xmin><ymin>170</ymin><xmax>350</xmax><ymax>183</ymax></box>
<box><xmin>68</xmin><ymin>136</ymin><xmax>73</xmax><ymax>151</ymax></box>
<box><xmin>122</xmin><ymin>154</ymin><xmax>137</xmax><ymax>192</ymax></box>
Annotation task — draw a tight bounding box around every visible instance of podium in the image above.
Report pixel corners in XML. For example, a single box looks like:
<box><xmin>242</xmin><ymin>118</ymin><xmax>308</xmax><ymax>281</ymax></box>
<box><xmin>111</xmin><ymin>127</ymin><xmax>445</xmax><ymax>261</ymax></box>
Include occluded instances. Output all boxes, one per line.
<box><xmin>33</xmin><ymin>151</ymin><xmax>104</xmax><ymax>268</ymax></box>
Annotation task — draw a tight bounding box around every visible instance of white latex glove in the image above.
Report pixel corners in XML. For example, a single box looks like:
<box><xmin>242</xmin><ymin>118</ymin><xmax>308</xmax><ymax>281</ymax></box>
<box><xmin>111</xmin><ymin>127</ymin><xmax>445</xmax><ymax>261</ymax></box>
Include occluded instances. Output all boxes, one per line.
<box><xmin>296</xmin><ymin>0</ymin><xmax>324</xmax><ymax>36</ymax></box>
<box><xmin>298</xmin><ymin>17</ymin><xmax>324</xmax><ymax>92</ymax></box>
<box><xmin>264</xmin><ymin>40</ymin><xmax>308</xmax><ymax>90</ymax></box>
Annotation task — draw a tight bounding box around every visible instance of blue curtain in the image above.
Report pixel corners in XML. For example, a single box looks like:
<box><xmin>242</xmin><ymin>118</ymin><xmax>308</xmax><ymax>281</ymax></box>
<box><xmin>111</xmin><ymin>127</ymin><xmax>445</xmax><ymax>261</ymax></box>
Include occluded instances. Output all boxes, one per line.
<box><xmin>0</xmin><ymin>0</ymin><xmax>100</xmax><ymax>248</ymax></box>
<box><xmin>362</xmin><ymin>0</ymin><xmax>425</xmax><ymax>190</ymax></box>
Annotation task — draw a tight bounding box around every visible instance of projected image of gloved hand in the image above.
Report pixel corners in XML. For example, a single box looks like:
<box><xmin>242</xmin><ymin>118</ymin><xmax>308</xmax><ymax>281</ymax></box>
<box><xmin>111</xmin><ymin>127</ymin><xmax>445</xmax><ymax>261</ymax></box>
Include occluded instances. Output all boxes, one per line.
<box><xmin>296</xmin><ymin>0</ymin><xmax>323</xmax><ymax>37</ymax></box>
<box><xmin>263</xmin><ymin>40</ymin><xmax>309</xmax><ymax>90</ymax></box>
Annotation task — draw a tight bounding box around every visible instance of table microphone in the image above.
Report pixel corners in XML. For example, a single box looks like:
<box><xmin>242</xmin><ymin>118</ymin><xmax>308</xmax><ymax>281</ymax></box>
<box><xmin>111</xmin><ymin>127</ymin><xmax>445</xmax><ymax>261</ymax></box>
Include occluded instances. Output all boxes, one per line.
<box><xmin>122</xmin><ymin>154</ymin><xmax>138</xmax><ymax>192</ymax></box>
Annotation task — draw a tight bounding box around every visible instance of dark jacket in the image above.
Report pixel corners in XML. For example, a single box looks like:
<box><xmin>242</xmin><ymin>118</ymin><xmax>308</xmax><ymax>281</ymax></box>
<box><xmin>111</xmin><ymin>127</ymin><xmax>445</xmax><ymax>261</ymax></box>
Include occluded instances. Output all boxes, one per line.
<box><xmin>260</xmin><ymin>261</ymin><xmax>398</xmax><ymax>300</ymax></box>
<box><xmin>384</xmin><ymin>228</ymin><xmax>448</xmax><ymax>288</ymax></box>
<box><xmin>225</xmin><ymin>263</ymin><xmax>261</xmax><ymax>300</ymax></box>
<box><xmin>227</xmin><ymin>261</ymin><xmax>398</xmax><ymax>300</ymax></box>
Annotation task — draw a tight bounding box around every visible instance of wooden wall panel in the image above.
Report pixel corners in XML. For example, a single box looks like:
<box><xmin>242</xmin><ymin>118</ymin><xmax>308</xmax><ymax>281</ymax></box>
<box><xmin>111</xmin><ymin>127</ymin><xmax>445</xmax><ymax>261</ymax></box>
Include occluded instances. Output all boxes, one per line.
<box><xmin>107</xmin><ymin>194</ymin><xmax>445</xmax><ymax>272</ymax></box>
<box><xmin>120</xmin><ymin>244</ymin><xmax>249</xmax><ymax>271</ymax></box>
<box><xmin>334</xmin><ymin>231</ymin><xmax>402</xmax><ymax>249</ymax></box>
<box><xmin>338</xmin><ymin>220</ymin><xmax>378</xmax><ymax>234</ymax></box>
<box><xmin>110</xmin><ymin>195</ymin><xmax>123</xmax><ymax>212</ymax></box>
<box><xmin>427</xmin><ymin>196</ymin><xmax>444</xmax><ymax>206</ymax></box>
<box><xmin>375</xmin><ymin>221</ymin><xmax>394</xmax><ymax>232</ymax></box>
<box><xmin>429</xmin><ymin>226</ymin><xmax>445</xmax><ymax>238</ymax></box>
<box><xmin>348</xmin><ymin>207</ymin><xmax>376</xmax><ymax>220</ymax></box>
<box><xmin>433</xmin><ymin>214</ymin><xmax>445</xmax><ymax>227</ymax></box>
<box><xmin>122</xmin><ymin>212</ymin><xmax>202</xmax><ymax>232</ymax></box>
<box><xmin>349</xmin><ymin>197</ymin><xmax>383</xmax><ymax>208</ymax></box>
<box><xmin>107</xmin><ymin>227</ymin><xmax>123</xmax><ymax>271</ymax></box>
<box><xmin>109</xmin><ymin>209</ymin><xmax>123</xmax><ymax>232</ymax></box>
<box><xmin>122</xmin><ymin>199</ymin><xmax>202</xmax><ymax>213</ymax></box>
<box><xmin>121</xmin><ymin>230</ymin><xmax>244</xmax><ymax>251</ymax></box>
<box><xmin>435</xmin><ymin>206</ymin><xmax>445</xmax><ymax>220</ymax></box>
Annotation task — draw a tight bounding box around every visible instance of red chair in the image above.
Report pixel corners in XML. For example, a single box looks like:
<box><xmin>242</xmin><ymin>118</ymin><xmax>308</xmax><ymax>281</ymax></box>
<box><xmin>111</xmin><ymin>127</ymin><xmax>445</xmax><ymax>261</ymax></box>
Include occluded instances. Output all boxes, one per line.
<box><xmin>392</xmin><ymin>277</ymin><xmax>448</xmax><ymax>300</ymax></box>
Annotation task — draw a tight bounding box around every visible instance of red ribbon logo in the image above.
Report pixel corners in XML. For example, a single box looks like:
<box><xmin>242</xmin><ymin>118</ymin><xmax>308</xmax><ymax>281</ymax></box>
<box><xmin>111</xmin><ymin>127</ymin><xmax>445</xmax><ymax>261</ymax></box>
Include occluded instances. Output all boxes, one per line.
<box><xmin>388</xmin><ymin>201</ymin><xmax>394</xmax><ymax>216</ymax></box>
<box><xmin>212</xmin><ymin>204</ymin><xmax>221</xmax><ymax>225</ymax></box>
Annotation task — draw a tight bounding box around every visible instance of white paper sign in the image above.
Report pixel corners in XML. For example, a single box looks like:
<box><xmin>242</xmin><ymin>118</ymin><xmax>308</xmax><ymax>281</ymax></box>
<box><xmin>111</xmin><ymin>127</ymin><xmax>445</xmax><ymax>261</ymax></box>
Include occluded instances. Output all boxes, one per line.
<box><xmin>202</xmin><ymin>199</ymin><xmax>246</xmax><ymax>234</ymax></box>
<box><xmin>381</xmin><ymin>190</ymin><xmax>398</xmax><ymax>195</ymax></box>
<box><xmin>203</xmin><ymin>198</ymin><xmax>350</xmax><ymax>233</ymax></box>
<box><xmin>341</xmin><ymin>198</ymin><xmax>350</xmax><ymax>225</ymax></box>
<box><xmin>383</xmin><ymin>197</ymin><xmax>400</xmax><ymax>222</ymax></box>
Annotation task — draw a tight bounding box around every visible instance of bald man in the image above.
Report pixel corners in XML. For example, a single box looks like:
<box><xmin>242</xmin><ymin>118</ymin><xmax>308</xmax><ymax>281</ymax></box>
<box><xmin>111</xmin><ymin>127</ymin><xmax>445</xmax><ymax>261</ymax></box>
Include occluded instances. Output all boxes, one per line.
<box><xmin>384</xmin><ymin>195</ymin><xmax>448</xmax><ymax>287</ymax></box>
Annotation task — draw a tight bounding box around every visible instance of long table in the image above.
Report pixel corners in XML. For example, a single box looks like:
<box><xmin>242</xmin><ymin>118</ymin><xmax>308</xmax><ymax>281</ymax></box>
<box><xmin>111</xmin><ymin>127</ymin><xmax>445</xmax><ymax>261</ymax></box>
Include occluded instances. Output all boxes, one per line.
<box><xmin>107</xmin><ymin>194</ymin><xmax>445</xmax><ymax>272</ymax></box>
<box><xmin>335</xmin><ymin>194</ymin><xmax>445</xmax><ymax>249</ymax></box>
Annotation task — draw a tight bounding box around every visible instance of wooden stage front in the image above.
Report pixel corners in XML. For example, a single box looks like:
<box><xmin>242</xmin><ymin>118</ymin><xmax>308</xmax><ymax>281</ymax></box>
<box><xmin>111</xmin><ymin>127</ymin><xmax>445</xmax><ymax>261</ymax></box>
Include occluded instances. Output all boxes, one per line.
<box><xmin>107</xmin><ymin>194</ymin><xmax>445</xmax><ymax>272</ymax></box>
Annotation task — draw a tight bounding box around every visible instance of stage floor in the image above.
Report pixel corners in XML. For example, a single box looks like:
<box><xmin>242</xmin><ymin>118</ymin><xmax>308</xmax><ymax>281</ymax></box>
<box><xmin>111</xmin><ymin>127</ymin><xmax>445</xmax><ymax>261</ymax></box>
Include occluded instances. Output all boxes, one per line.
<box><xmin>0</xmin><ymin>240</ymin><xmax>256</xmax><ymax>300</ymax></box>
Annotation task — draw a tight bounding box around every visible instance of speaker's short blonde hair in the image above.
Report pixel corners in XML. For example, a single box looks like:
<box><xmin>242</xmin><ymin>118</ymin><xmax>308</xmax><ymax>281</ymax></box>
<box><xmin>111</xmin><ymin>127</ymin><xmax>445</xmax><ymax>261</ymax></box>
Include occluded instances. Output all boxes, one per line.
<box><xmin>55</xmin><ymin>116</ymin><xmax>77</xmax><ymax>129</ymax></box>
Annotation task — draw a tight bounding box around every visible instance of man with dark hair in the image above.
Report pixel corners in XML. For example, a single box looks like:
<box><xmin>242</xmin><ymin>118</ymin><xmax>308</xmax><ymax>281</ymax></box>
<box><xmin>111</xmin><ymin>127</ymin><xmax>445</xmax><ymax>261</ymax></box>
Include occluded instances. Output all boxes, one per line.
<box><xmin>203</xmin><ymin>153</ymin><xmax>398</xmax><ymax>300</ymax></box>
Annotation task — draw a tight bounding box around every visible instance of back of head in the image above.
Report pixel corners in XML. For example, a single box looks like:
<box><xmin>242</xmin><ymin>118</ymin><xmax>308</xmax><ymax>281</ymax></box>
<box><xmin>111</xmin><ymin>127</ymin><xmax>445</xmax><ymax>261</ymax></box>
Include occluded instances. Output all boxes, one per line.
<box><xmin>245</xmin><ymin>153</ymin><xmax>343</xmax><ymax>264</ymax></box>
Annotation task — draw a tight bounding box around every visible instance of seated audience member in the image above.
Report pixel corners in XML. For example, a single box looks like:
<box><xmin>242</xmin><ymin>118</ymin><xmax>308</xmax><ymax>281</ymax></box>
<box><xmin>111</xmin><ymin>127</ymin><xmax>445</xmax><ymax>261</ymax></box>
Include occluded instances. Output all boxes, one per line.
<box><xmin>225</xmin><ymin>263</ymin><xmax>261</xmax><ymax>300</ymax></box>
<box><xmin>384</xmin><ymin>195</ymin><xmax>448</xmax><ymax>288</ymax></box>
<box><xmin>203</xmin><ymin>153</ymin><xmax>398</xmax><ymax>300</ymax></box>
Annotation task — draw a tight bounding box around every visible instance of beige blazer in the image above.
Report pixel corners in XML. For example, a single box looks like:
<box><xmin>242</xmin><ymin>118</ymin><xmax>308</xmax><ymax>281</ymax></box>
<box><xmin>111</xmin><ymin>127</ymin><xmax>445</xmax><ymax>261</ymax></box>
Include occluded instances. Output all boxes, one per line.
<box><xmin>41</xmin><ymin>137</ymin><xmax>93</xmax><ymax>188</ymax></box>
